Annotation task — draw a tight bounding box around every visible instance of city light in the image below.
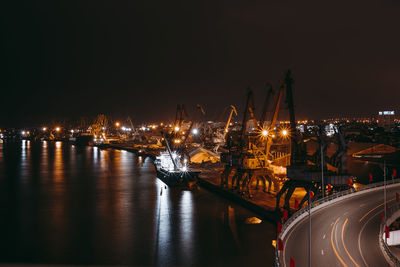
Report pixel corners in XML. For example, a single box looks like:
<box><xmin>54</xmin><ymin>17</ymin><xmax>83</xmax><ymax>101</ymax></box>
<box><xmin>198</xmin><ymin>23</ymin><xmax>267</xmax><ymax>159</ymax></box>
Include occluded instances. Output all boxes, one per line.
<box><xmin>262</xmin><ymin>129</ymin><xmax>268</xmax><ymax>137</ymax></box>
<box><xmin>55</xmin><ymin>127</ymin><xmax>60</xmax><ymax>132</ymax></box>
<box><xmin>115</xmin><ymin>122</ymin><xmax>120</xmax><ymax>127</ymax></box>
<box><xmin>174</xmin><ymin>126</ymin><xmax>180</xmax><ymax>132</ymax></box>
<box><xmin>192</xmin><ymin>128</ymin><xmax>199</xmax><ymax>135</ymax></box>
<box><xmin>281</xmin><ymin>129</ymin><xmax>288</xmax><ymax>136</ymax></box>
<box><xmin>42</xmin><ymin>127</ymin><xmax>47</xmax><ymax>131</ymax></box>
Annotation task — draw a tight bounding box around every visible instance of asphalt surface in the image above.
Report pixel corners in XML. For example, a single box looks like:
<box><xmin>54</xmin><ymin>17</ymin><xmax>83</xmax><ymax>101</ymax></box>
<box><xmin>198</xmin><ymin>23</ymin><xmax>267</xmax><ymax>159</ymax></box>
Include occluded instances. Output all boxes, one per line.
<box><xmin>283</xmin><ymin>184</ymin><xmax>400</xmax><ymax>267</ymax></box>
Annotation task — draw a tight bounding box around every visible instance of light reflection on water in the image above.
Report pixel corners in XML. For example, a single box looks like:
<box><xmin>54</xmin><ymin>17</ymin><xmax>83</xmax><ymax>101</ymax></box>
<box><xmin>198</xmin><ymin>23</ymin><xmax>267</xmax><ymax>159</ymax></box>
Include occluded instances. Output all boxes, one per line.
<box><xmin>180</xmin><ymin>191</ymin><xmax>194</xmax><ymax>263</ymax></box>
<box><xmin>0</xmin><ymin>141</ymin><xmax>275</xmax><ymax>266</ymax></box>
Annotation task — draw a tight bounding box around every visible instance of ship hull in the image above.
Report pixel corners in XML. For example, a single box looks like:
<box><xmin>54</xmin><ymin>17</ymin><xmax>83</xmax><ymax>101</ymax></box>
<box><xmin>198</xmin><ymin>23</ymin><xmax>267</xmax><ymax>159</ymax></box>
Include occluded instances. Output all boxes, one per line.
<box><xmin>155</xmin><ymin>167</ymin><xmax>199</xmax><ymax>188</ymax></box>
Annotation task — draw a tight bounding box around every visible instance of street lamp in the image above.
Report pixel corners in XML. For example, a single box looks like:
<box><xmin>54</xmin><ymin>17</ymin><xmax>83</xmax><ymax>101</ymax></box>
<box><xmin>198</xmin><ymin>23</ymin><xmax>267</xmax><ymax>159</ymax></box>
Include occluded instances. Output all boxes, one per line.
<box><xmin>115</xmin><ymin>122</ymin><xmax>120</xmax><ymax>127</ymax></box>
<box><xmin>384</xmin><ymin>160</ymin><xmax>387</xmax><ymax>244</ymax></box>
<box><xmin>55</xmin><ymin>127</ymin><xmax>60</xmax><ymax>132</ymax></box>
<box><xmin>262</xmin><ymin>129</ymin><xmax>268</xmax><ymax>137</ymax></box>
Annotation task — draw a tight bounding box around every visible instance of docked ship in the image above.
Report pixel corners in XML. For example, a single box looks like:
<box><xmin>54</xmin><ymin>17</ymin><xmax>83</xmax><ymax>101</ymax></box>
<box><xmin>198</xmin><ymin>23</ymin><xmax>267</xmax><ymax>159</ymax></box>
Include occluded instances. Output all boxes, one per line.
<box><xmin>154</xmin><ymin>150</ymin><xmax>199</xmax><ymax>188</ymax></box>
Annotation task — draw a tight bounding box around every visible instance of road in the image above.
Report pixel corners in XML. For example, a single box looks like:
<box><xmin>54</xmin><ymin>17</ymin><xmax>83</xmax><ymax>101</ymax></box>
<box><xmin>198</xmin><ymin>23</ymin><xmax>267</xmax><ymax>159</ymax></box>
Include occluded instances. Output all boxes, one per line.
<box><xmin>283</xmin><ymin>184</ymin><xmax>400</xmax><ymax>267</ymax></box>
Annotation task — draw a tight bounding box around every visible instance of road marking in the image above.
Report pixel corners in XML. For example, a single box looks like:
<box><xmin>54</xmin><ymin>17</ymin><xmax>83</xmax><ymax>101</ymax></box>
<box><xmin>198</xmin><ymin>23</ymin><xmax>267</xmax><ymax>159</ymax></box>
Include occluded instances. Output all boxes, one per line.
<box><xmin>341</xmin><ymin>218</ymin><xmax>360</xmax><ymax>267</ymax></box>
<box><xmin>321</xmin><ymin>249</ymin><xmax>324</xmax><ymax>255</ymax></box>
<box><xmin>323</xmin><ymin>234</ymin><xmax>326</xmax><ymax>239</ymax></box>
<box><xmin>359</xmin><ymin>198</ymin><xmax>395</xmax><ymax>222</ymax></box>
<box><xmin>331</xmin><ymin>217</ymin><xmax>347</xmax><ymax>267</ymax></box>
<box><xmin>358</xmin><ymin>212</ymin><xmax>377</xmax><ymax>267</ymax></box>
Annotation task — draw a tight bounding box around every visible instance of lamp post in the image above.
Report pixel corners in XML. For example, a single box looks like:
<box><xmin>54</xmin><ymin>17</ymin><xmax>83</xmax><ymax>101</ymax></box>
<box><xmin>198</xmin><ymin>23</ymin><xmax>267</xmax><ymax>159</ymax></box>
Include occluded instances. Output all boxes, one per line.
<box><xmin>384</xmin><ymin>160</ymin><xmax>387</xmax><ymax>243</ymax></box>
<box><xmin>308</xmin><ymin>191</ymin><xmax>312</xmax><ymax>267</ymax></box>
<box><xmin>321</xmin><ymin>144</ymin><xmax>324</xmax><ymax>198</ymax></box>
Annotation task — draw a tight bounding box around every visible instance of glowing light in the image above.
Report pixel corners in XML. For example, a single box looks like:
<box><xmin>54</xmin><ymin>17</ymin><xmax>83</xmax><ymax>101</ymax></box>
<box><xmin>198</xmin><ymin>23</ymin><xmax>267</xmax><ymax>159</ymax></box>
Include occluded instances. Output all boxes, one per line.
<box><xmin>281</xmin><ymin>129</ymin><xmax>288</xmax><ymax>136</ymax></box>
<box><xmin>21</xmin><ymin>131</ymin><xmax>26</xmax><ymax>135</ymax></box>
<box><xmin>174</xmin><ymin>126</ymin><xmax>180</xmax><ymax>132</ymax></box>
<box><xmin>70</xmin><ymin>129</ymin><xmax>74</xmax><ymax>133</ymax></box>
<box><xmin>115</xmin><ymin>122</ymin><xmax>120</xmax><ymax>127</ymax></box>
<box><xmin>261</xmin><ymin>130</ymin><xmax>268</xmax><ymax>136</ymax></box>
<box><xmin>181</xmin><ymin>166</ymin><xmax>187</xmax><ymax>172</ymax></box>
<box><xmin>141</xmin><ymin>126</ymin><xmax>146</xmax><ymax>131</ymax></box>
<box><xmin>55</xmin><ymin>127</ymin><xmax>60</xmax><ymax>132</ymax></box>
<box><xmin>121</xmin><ymin>126</ymin><xmax>126</xmax><ymax>131</ymax></box>
<box><xmin>192</xmin><ymin>128</ymin><xmax>199</xmax><ymax>135</ymax></box>
<box><xmin>173</xmin><ymin>139</ymin><xmax>181</xmax><ymax>144</ymax></box>
<box><xmin>42</xmin><ymin>127</ymin><xmax>47</xmax><ymax>131</ymax></box>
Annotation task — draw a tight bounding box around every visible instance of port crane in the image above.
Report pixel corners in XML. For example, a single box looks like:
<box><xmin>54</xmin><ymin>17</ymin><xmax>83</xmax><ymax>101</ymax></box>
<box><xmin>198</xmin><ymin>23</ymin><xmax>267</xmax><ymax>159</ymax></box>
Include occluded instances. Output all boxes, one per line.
<box><xmin>220</xmin><ymin>79</ymin><xmax>287</xmax><ymax>198</ymax></box>
<box><xmin>212</xmin><ymin>105</ymin><xmax>238</xmax><ymax>152</ymax></box>
<box><xmin>223</xmin><ymin>105</ymin><xmax>238</xmax><ymax>140</ymax></box>
<box><xmin>90</xmin><ymin>114</ymin><xmax>108</xmax><ymax>141</ymax></box>
<box><xmin>275</xmin><ymin>72</ymin><xmax>354</xmax><ymax>211</ymax></box>
<box><xmin>180</xmin><ymin>104</ymin><xmax>205</xmax><ymax>148</ymax></box>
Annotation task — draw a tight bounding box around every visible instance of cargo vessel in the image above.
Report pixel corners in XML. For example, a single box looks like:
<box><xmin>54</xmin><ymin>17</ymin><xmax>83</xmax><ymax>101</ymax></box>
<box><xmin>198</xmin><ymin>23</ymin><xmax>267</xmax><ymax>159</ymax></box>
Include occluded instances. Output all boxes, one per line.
<box><xmin>154</xmin><ymin>150</ymin><xmax>199</xmax><ymax>188</ymax></box>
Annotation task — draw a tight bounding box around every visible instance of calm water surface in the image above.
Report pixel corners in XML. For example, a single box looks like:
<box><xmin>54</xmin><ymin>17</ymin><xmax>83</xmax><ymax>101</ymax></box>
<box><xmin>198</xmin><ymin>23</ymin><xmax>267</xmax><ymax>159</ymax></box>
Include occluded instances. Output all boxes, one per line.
<box><xmin>0</xmin><ymin>141</ymin><xmax>275</xmax><ymax>266</ymax></box>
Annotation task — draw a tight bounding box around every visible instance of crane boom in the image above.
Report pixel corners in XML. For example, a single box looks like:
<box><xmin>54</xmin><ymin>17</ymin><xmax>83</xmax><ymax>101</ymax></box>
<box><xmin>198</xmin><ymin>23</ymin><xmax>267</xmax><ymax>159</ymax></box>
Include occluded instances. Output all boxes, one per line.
<box><xmin>259</xmin><ymin>84</ymin><xmax>274</xmax><ymax>127</ymax></box>
<box><xmin>181</xmin><ymin>104</ymin><xmax>205</xmax><ymax>147</ymax></box>
<box><xmin>265</xmin><ymin>83</ymin><xmax>284</xmax><ymax>160</ymax></box>
<box><xmin>223</xmin><ymin>105</ymin><xmax>237</xmax><ymax>139</ymax></box>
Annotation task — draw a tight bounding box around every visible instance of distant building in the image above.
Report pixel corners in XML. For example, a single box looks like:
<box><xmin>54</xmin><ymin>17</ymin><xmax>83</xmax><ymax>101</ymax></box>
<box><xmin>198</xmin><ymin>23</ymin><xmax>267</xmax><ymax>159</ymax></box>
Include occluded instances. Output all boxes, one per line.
<box><xmin>377</xmin><ymin>110</ymin><xmax>395</xmax><ymax>130</ymax></box>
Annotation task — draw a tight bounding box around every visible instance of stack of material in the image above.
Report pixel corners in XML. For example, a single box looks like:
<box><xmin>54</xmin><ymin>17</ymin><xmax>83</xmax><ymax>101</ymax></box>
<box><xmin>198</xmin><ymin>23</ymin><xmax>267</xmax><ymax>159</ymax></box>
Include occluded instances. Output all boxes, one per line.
<box><xmin>189</xmin><ymin>147</ymin><xmax>220</xmax><ymax>164</ymax></box>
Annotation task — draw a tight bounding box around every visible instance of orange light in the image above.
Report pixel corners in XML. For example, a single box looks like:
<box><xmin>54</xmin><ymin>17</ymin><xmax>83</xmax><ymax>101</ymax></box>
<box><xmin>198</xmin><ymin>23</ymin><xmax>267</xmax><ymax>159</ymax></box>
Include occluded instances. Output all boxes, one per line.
<box><xmin>262</xmin><ymin>130</ymin><xmax>268</xmax><ymax>136</ymax></box>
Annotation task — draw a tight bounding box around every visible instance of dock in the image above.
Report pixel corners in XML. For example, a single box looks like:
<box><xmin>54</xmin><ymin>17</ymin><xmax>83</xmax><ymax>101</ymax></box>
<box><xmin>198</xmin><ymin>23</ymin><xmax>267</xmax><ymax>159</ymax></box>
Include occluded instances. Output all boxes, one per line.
<box><xmin>194</xmin><ymin>165</ymin><xmax>308</xmax><ymax>223</ymax></box>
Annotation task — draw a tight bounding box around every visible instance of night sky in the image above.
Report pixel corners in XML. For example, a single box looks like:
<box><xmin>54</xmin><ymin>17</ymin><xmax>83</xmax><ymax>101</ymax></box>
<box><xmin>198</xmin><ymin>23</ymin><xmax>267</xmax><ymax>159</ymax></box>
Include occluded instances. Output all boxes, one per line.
<box><xmin>2</xmin><ymin>0</ymin><xmax>399</xmax><ymax>127</ymax></box>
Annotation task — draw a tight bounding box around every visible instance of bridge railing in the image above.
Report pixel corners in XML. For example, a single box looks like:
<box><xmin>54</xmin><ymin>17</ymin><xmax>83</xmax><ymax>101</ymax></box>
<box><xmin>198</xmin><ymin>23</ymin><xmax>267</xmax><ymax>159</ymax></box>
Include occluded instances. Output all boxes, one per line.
<box><xmin>380</xmin><ymin>202</ymin><xmax>400</xmax><ymax>266</ymax></box>
<box><xmin>275</xmin><ymin>178</ymin><xmax>400</xmax><ymax>267</ymax></box>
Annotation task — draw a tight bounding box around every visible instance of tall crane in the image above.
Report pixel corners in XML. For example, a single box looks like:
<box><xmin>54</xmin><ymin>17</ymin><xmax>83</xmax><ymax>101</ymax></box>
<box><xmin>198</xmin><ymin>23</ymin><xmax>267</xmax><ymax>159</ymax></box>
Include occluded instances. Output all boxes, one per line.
<box><xmin>127</xmin><ymin>116</ymin><xmax>134</xmax><ymax>130</ymax></box>
<box><xmin>263</xmin><ymin>82</ymin><xmax>285</xmax><ymax>160</ymax></box>
<box><xmin>223</xmin><ymin>105</ymin><xmax>237</xmax><ymax>139</ymax></box>
<box><xmin>220</xmin><ymin>85</ymin><xmax>284</xmax><ymax>197</ymax></box>
<box><xmin>259</xmin><ymin>84</ymin><xmax>274</xmax><ymax>128</ymax></box>
<box><xmin>181</xmin><ymin>104</ymin><xmax>205</xmax><ymax>147</ymax></box>
<box><xmin>90</xmin><ymin>114</ymin><xmax>108</xmax><ymax>141</ymax></box>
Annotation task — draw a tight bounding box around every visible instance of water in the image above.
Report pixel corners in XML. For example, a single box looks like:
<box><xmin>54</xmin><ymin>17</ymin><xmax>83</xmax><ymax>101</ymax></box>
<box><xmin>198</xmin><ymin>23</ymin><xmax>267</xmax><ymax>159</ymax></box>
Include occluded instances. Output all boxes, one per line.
<box><xmin>0</xmin><ymin>140</ymin><xmax>275</xmax><ymax>266</ymax></box>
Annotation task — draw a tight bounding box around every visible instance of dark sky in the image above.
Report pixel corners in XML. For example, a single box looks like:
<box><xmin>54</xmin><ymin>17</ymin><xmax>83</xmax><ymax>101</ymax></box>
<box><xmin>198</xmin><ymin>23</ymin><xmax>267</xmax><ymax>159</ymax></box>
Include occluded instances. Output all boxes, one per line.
<box><xmin>1</xmin><ymin>0</ymin><xmax>399</xmax><ymax>127</ymax></box>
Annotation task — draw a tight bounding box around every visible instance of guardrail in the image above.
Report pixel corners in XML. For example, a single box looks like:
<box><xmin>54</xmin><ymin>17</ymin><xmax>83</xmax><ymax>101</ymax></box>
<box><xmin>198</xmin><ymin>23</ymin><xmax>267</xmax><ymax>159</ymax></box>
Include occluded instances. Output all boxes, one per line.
<box><xmin>275</xmin><ymin>178</ymin><xmax>400</xmax><ymax>267</ymax></box>
<box><xmin>380</xmin><ymin>202</ymin><xmax>400</xmax><ymax>266</ymax></box>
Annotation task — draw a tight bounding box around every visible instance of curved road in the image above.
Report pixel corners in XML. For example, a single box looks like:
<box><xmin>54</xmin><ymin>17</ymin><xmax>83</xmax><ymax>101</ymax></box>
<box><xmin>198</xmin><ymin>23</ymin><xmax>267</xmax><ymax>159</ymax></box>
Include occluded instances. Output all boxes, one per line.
<box><xmin>283</xmin><ymin>184</ymin><xmax>400</xmax><ymax>267</ymax></box>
